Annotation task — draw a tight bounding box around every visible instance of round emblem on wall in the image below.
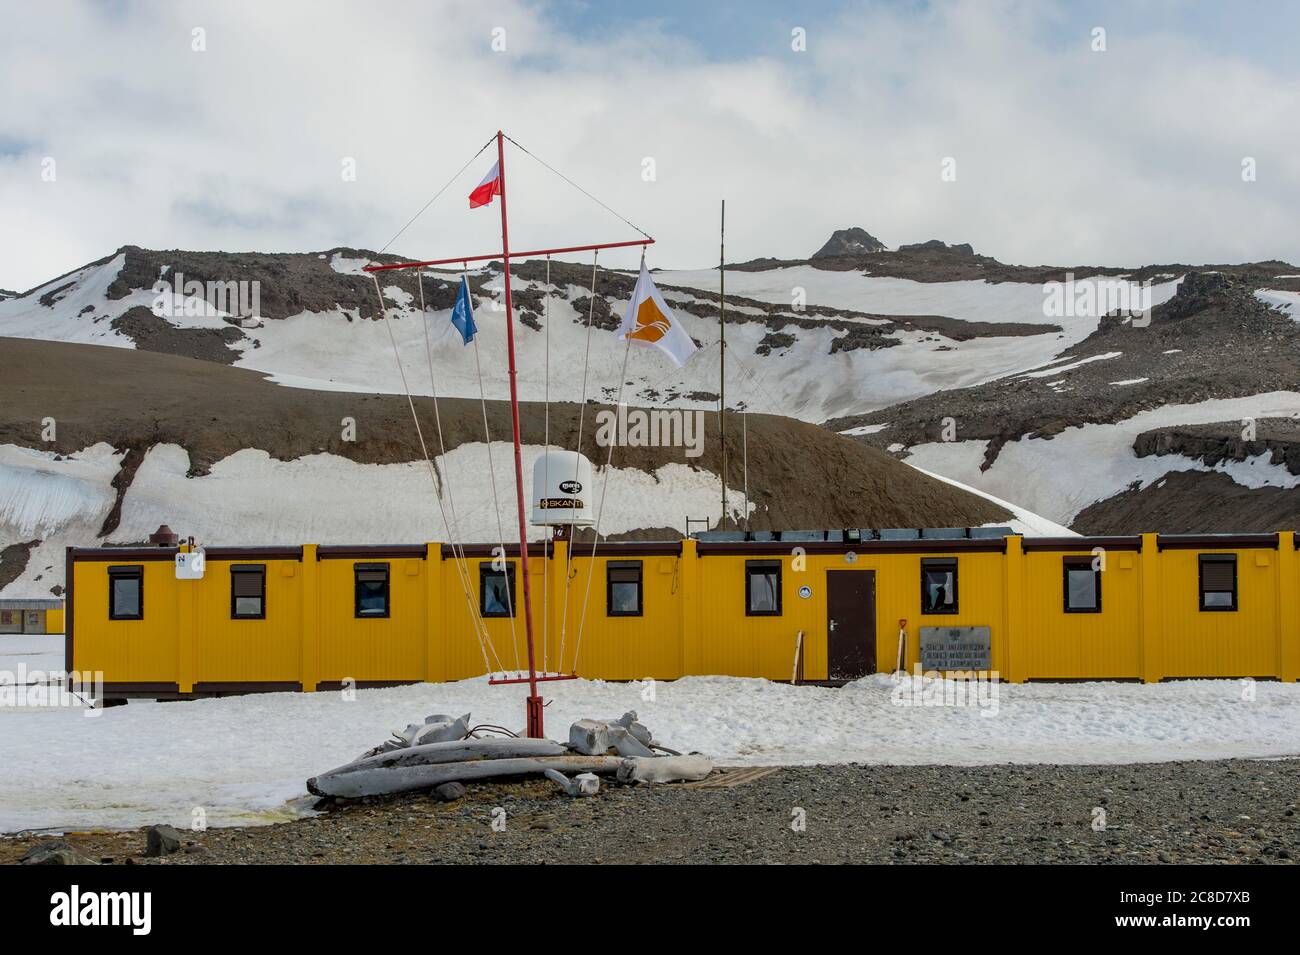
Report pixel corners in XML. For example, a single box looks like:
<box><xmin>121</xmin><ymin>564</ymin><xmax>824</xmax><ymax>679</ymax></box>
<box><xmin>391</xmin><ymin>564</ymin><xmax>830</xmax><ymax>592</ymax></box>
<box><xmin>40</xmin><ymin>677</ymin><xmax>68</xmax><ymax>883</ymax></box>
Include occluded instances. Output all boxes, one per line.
<box><xmin>844</xmin><ymin>551</ymin><xmax>858</xmax><ymax>564</ymax></box>
<box><xmin>798</xmin><ymin>585</ymin><xmax>812</xmax><ymax>599</ymax></box>
<box><xmin>559</xmin><ymin>480</ymin><xmax>583</xmax><ymax>494</ymax></box>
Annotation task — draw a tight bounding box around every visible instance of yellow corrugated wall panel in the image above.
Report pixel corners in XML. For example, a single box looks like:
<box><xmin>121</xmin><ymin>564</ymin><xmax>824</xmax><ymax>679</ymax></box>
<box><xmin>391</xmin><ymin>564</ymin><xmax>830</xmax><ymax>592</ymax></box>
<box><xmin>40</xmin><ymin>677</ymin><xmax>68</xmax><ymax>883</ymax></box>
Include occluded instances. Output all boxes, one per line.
<box><xmin>550</xmin><ymin>555</ymin><xmax>683</xmax><ymax>681</ymax></box>
<box><xmin>437</xmin><ymin>551</ymin><xmax>686</xmax><ymax>682</ymax></box>
<box><xmin>72</xmin><ymin>560</ymin><xmax>179</xmax><ymax>683</ymax></box>
<box><xmin>1158</xmin><ymin>548</ymin><xmax>1279</xmax><ymax>678</ymax></box>
<box><xmin>71</xmin><ymin>536</ymin><xmax>1299</xmax><ymax>689</ymax></box>
<box><xmin>439</xmin><ymin>559</ymin><xmax>494</xmax><ymax>681</ymax></box>
<box><xmin>869</xmin><ymin>552</ymin><xmax>1007</xmax><ymax>676</ymax></box>
<box><xmin>694</xmin><ymin>555</ymin><xmax>823</xmax><ymax>680</ymax></box>
<box><xmin>45</xmin><ymin>608</ymin><xmax>64</xmax><ymax>634</ymax></box>
<box><xmin>316</xmin><ymin>558</ymin><xmax>427</xmax><ymax>683</ymax></box>
<box><xmin>192</xmin><ymin>559</ymin><xmax>302</xmax><ymax>683</ymax></box>
<box><xmin>1282</xmin><ymin>533</ymin><xmax>1300</xmax><ymax>682</ymax></box>
<box><xmin>1020</xmin><ymin>551</ymin><xmax>1142</xmax><ymax>679</ymax></box>
<box><xmin>436</xmin><ymin>557</ymin><xmax>542</xmax><ymax>681</ymax></box>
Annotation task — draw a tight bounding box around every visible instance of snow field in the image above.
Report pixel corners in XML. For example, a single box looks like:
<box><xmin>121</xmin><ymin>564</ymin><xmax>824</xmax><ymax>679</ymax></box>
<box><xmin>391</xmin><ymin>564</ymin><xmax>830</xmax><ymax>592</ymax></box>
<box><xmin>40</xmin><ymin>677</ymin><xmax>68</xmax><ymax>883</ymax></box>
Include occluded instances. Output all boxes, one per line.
<box><xmin>2</xmin><ymin>645</ymin><xmax>1297</xmax><ymax>832</ymax></box>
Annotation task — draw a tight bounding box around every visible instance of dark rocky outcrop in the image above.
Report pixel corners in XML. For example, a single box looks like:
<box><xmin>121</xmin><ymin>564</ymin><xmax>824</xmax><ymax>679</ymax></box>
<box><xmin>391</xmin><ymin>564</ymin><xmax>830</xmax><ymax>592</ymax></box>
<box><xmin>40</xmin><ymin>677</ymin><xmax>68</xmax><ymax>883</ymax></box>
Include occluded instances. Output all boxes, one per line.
<box><xmin>829</xmin><ymin>326</ymin><xmax>898</xmax><ymax>354</ymax></box>
<box><xmin>811</xmin><ymin>227</ymin><xmax>886</xmax><ymax>259</ymax></box>
<box><xmin>1133</xmin><ymin>419</ymin><xmax>1300</xmax><ymax>475</ymax></box>
<box><xmin>898</xmin><ymin>239</ymin><xmax>974</xmax><ymax>256</ymax></box>
<box><xmin>38</xmin><ymin>281</ymin><xmax>76</xmax><ymax>308</ymax></box>
<box><xmin>570</xmin><ymin>294</ymin><xmax>618</xmax><ymax>331</ymax></box>
<box><xmin>111</xmin><ymin>306</ymin><xmax>246</xmax><ymax>364</ymax></box>
<box><xmin>755</xmin><ymin>331</ymin><xmax>796</xmax><ymax>355</ymax></box>
<box><xmin>0</xmin><ymin>539</ymin><xmax>40</xmax><ymax>591</ymax></box>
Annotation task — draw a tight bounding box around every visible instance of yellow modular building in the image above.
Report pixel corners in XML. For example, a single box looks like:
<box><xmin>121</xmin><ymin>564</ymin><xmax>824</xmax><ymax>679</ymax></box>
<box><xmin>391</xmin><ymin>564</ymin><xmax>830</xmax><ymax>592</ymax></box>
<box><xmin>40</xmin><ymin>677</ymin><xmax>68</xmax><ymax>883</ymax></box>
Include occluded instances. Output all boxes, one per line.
<box><xmin>0</xmin><ymin>598</ymin><xmax>64</xmax><ymax>635</ymax></box>
<box><xmin>64</xmin><ymin>530</ymin><xmax>1300</xmax><ymax>699</ymax></box>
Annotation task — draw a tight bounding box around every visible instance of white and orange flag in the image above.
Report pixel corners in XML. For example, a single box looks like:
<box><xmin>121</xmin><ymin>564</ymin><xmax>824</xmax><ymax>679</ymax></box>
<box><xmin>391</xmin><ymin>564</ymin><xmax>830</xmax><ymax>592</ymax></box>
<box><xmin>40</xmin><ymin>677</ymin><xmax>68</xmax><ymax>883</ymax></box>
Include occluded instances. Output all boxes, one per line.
<box><xmin>618</xmin><ymin>261</ymin><xmax>698</xmax><ymax>367</ymax></box>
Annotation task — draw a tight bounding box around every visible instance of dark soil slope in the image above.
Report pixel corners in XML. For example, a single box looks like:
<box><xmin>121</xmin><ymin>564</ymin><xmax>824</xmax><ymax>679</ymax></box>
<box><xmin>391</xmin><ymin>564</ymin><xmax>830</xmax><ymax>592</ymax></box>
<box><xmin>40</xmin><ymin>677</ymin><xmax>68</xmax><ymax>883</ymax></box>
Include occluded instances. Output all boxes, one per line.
<box><xmin>1073</xmin><ymin>471</ymin><xmax>1300</xmax><ymax>534</ymax></box>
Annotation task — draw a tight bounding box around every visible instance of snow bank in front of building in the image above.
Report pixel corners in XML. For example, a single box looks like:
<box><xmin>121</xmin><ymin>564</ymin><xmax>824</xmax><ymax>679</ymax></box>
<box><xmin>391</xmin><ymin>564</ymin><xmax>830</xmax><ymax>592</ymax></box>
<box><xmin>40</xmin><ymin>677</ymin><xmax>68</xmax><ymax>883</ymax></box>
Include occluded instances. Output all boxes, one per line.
<box><xmin>1</xmin><ymin>652</ymin><xmax>1297</xmax><ymax>832</ymax></box>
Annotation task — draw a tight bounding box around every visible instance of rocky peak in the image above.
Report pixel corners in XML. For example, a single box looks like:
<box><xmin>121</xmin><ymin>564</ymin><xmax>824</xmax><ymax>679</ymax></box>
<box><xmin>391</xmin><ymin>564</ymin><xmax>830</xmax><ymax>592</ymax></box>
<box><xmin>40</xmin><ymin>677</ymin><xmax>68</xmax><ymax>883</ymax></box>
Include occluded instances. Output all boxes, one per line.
<box><xmin>897</xmin><ymin>239</ymin><xmax>974</xmax><ymax>256</ymax></box>
<box><xmin>811</xmin><ymin>227</ymin><xmax>886</xmax><ymax>259</ymax></box>
<box><xmin>1153</xmin><ymin>271</ymin><xmax>1259</xmax><ymax>324</ymax></box>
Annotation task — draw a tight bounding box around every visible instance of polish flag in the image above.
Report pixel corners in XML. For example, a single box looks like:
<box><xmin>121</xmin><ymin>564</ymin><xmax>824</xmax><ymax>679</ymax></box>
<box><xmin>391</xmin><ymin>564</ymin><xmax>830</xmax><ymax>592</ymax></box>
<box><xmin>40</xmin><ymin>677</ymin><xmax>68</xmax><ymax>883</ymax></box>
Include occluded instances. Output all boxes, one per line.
<box><xmin>468</xmin><ymin>160</ymin><xmax>501</xmax><ymax>209</ymax></box>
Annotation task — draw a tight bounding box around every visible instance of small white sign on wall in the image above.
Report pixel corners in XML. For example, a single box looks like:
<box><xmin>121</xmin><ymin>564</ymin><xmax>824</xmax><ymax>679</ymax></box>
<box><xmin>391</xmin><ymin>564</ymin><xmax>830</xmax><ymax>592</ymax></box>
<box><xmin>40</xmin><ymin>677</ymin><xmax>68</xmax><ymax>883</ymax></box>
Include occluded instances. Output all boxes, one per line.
<box><xmin>175</xmin><ymin>549</ymin><xmax>206</xmax><ymax>580</ymax></box>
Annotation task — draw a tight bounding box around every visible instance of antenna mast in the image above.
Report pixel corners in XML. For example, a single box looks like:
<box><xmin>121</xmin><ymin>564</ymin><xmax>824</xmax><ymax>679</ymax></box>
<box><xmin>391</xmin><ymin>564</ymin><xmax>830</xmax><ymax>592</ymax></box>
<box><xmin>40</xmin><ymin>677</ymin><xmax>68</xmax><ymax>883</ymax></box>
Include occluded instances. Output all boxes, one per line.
<box><xmin>719</xmin><ymin>199</ymin><xmax>727</xmax><ymax>530</ymax></box>
<box><xmin>363</xmin><ymin>131</ymin><xmax>654</xmax><ymax>739</ymax></box>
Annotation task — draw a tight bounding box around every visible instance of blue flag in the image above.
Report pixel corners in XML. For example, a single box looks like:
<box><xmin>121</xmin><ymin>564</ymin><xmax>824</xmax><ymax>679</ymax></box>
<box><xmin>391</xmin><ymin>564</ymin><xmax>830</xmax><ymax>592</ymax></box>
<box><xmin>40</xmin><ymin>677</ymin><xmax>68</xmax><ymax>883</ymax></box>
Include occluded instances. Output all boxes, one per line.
<box><xmin>450</xmin><ymin>275</ymin><xmax>477</xmax><ymax>345</ymax></box>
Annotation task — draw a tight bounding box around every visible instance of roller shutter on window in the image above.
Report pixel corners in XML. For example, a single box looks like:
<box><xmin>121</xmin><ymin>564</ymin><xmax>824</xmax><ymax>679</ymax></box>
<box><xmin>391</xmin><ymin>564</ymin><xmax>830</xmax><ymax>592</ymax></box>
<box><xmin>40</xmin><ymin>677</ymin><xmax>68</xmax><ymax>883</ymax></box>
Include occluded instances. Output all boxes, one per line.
<box><xmin>231</xmin><ymin>565</ymin><xmax>265</xmax><ymax>619</ymax></box>
<box><xmin>1199</xmin><ymin>555</ymin><xmax>1237</xmax><ymax>611</ymax></box>
<box><xmin>355</xmin><ymin>563</ymin><xmax>390</xmax><ymax>618</ymax></box>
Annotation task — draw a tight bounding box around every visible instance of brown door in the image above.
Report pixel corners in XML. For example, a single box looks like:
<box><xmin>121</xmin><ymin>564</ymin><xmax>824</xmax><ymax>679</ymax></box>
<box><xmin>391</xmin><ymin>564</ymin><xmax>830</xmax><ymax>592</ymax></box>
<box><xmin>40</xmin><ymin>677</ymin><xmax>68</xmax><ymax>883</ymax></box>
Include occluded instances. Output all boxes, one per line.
<box><xmin>826</xmin><ymin>570</ymin><xmax>875</xmax><ymax>681</ymax></box>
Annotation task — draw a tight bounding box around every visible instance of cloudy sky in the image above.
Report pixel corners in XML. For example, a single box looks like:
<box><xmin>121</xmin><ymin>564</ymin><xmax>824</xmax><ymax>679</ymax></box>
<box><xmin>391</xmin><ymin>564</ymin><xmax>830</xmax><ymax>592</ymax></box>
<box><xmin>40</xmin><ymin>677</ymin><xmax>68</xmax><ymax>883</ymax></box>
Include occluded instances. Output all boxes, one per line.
<box><xmin>1</xmin><ymin>0</ymin><xmax>1298</xmax><ymax>290</ymax></box>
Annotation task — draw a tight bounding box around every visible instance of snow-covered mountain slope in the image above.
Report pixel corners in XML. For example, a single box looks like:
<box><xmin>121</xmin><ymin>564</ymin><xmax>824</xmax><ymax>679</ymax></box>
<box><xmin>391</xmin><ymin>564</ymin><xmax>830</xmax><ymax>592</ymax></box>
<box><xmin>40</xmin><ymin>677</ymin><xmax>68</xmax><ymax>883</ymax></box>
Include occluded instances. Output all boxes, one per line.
<box><xmin>3</xmin><ymin>237</ymin><xmax>1296</xmax><ymax>555</ymax></box>
<box><xmin>905</xmin><ymin>394</ymin><xmax>1300</xmax><ymax>528</ymax></box>
<box><xmin>839</xmin><ymin>271</ymin><xmax>1300</xmax><ymax>532</ymax></box>
<box><xmin>0</xmin><ymin>336</ymin><xmax>1029</xmax><ymax>595</ymax></box>
<box><xmin>0</xmin><ymin>242</ymin><xmax>1160</xmax><ymax>423</ymax></box>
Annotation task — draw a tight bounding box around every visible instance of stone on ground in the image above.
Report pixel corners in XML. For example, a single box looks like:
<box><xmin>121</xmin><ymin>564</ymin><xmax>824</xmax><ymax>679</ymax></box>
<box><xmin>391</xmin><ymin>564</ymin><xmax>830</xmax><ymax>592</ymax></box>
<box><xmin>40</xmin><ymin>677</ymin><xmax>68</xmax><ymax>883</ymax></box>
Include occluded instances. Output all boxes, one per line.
<box><xmin>145</xmin><ymin>824</ymin><xmax>183</xmax><ymax>857</ymax></box>
<box><xmin>434</xmin><ymin>781</ymin><xmax>467</xmax><ymax>802</ymax></box>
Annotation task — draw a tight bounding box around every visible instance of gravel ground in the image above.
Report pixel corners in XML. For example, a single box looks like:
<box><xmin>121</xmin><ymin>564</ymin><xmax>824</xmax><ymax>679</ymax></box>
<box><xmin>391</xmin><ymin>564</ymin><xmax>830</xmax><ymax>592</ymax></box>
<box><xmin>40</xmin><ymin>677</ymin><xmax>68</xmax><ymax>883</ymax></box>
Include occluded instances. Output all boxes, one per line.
<box><xmin>5</xmin><ymin>759</ymin><xmax>1298</xmax><ymax>865</ymax></box>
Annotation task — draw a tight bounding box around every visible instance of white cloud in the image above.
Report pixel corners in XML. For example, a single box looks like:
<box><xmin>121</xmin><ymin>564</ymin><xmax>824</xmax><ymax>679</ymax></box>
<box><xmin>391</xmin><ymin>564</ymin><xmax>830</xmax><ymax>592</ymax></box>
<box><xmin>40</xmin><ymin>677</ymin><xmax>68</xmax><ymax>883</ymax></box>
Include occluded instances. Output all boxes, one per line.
<box><xmin>0</xmin><ymin>0</ymin><xmax>1296</xmax><ymax>290</ymax></box>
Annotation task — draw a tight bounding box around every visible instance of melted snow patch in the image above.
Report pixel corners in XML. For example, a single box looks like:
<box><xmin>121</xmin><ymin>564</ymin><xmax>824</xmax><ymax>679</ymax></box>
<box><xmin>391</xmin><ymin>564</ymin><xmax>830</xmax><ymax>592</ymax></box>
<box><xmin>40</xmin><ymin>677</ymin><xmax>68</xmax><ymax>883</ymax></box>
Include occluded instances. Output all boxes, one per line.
<box><xmin>1019</xmin><ymin>352</ymin><xmax>1122</xmax><ymax>378</ymax></box>
<box><xmin>382</xmin><ymin>285</ymin><xmax>413</xmax><ymax>308</ymax></box>
<box><xmin>329</xmin><ymin>252</ymin><xmax>370</xmax><ymax>275</ymax></box>
<box><xmin>1256</xmin><ymin>288</ymin><xmax>1300</xmax><ymax>319</ymax></box>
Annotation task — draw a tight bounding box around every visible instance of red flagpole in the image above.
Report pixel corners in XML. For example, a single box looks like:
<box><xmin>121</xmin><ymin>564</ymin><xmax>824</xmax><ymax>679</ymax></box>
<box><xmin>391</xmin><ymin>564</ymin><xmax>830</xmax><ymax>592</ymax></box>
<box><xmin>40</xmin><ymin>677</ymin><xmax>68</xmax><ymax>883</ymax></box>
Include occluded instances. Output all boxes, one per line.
<box><xmin>363</xmin><ymin>238</ymin><xmax>651</xmax><ymax>274</ymax></box>
<box><xmin>494</xmin><ymin>130</ymin><xmax>545</xmax><ymax>739</ymax></box>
